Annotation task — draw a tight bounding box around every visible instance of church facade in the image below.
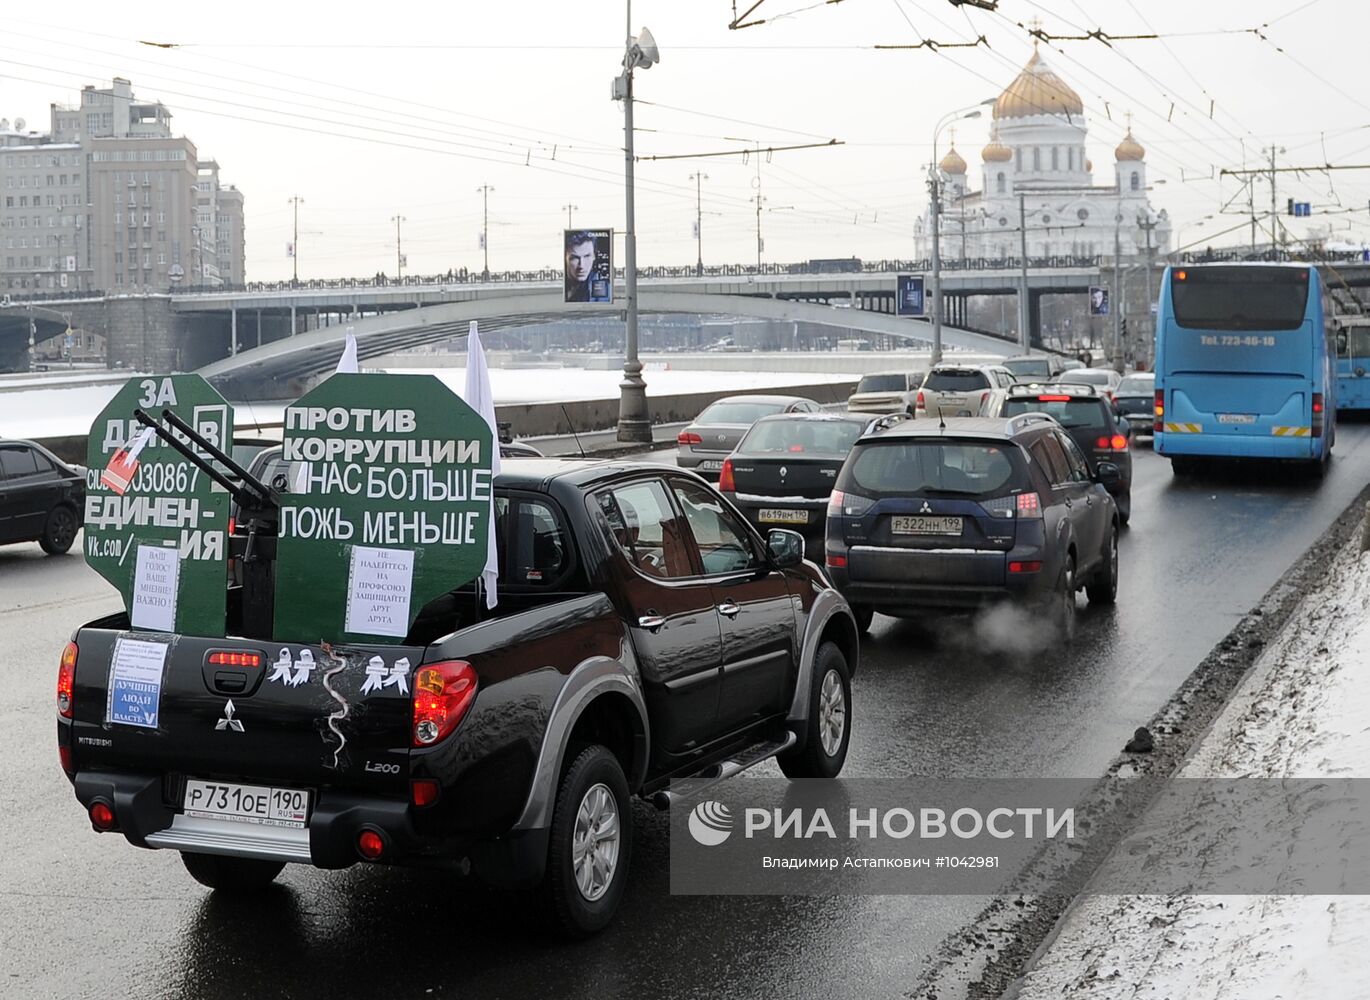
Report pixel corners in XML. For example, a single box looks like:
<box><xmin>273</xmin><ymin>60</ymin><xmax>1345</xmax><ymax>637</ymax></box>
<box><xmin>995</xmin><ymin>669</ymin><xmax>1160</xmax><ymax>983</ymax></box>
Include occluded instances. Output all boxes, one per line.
<box><xmin>925</xmin><ymin>47</ymin><xmax>1171</xmax><ymax>261</ymax></box>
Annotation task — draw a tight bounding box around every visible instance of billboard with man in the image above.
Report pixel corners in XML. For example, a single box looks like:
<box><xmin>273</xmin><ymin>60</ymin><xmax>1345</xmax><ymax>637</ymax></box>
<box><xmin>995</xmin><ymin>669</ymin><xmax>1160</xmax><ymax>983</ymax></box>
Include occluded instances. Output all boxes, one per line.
<box><xmin>1089</xmin><ymin>286</ymin><xmax>1110</xmax><ymax>316</ymax></box>
<box><xmin>564</xmin><ymin>228</ymin><xmax>613</xmax><ymax>303</ymax></box>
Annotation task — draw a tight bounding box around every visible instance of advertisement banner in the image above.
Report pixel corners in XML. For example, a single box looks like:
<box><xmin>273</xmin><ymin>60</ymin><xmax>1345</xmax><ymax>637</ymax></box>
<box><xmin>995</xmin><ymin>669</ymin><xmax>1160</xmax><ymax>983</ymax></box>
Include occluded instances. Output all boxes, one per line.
<box><xmin>1089</xmin><ymin>286</ymin><xmax>1110</xmax><ymax>316</ymax></box>
<box><xmin>896</xmin><ymin>275</ymin><xmax>926</xmax><ymax>316</ymax></box>
<box><xmin>564</xmin><ymin>228</ymin><xmax>613</xmax><ymax>303</ymax></box>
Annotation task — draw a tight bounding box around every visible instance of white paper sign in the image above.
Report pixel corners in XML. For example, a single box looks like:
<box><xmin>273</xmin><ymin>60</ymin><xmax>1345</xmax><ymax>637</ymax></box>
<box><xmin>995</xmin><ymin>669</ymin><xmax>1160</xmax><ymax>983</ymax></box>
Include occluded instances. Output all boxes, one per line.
<box><xmin>131</xmin><ymin>544</ymin><xmax>179</xmax><ymax>632</ymax></box>
<box><xmin>106</xmin><ymin>637</ymin><xmax>168</xmax><ymax>728</ymax></box>
<box><xmin>344</xmin><ymin>546</ymin><xmax>415</xmax><ymax>638</ymax></box>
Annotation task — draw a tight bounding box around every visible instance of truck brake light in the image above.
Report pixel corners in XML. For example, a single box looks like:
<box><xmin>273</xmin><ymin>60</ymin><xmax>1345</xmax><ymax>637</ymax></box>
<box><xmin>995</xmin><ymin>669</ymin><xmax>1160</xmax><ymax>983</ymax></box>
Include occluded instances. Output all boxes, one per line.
<box><xmin>57</xmin><ymin>641</ymin><xmax>77</xmax><ymax>719</ymax></box>
<box><xmin>412</xmin><ymin>660</ymin><xmax>478</xmax><ymax>747</ymax></box>
<box><xmin>208</xmin><ymin>650</ymin><xmax>262</xmax><ymax>668</ymax></box>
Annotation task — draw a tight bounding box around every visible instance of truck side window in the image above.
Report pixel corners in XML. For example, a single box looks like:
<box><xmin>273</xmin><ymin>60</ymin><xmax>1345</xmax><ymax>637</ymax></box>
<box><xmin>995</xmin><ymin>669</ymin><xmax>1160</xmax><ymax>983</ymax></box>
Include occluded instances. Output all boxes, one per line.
<box><xmin>671</xmin><ymin>480</ymin><xmax>760</xmax><ymax>575</ymax></box>
<box><xmin>600</xmin><ymin>480</ymin><xmax>695</xmax><ymax>579</ymax></box>
<box><xmin>503</xmin><ymin>496</ymin><xmax>569</xmax><ymax>585</ymax></box>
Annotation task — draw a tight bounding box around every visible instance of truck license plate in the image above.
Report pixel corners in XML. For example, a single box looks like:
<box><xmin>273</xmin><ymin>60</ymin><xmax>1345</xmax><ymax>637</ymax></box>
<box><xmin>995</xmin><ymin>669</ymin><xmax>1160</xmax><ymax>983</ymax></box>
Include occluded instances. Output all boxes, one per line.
<box><xmin>759</xmin><ymin>508</ymin><xmax>809</xmax><ymax>524</ymax></box>
<box><xmin>892</xmin><ymin>515</ymin><xmax>963</xmax><ymax>535</ymax></box>
<box><xmin>183</xmin><ymin>779</ymin><xmax>311</xmax><ymax>828</ymax></box>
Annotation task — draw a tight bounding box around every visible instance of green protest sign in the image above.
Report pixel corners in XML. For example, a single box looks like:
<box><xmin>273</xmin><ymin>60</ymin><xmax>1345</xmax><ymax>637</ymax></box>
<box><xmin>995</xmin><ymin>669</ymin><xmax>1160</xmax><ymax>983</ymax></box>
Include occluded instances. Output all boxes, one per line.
<box><xmin>273</xmin><ymin>373</ymin><xmax>494</xmax><ymax>645</ymax></box>
<box><xmin>85</xmin><ymin>375</ymin><xmax>234</xmax><ymax>636</ymax></box>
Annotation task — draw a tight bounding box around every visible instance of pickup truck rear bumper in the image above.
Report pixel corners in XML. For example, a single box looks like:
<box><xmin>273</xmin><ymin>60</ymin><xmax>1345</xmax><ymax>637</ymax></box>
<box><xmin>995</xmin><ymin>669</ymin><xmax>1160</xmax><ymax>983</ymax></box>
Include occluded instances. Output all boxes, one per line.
<box><xmin>74</xmin><ymin>772</ymin><xmax>549</xmax><ymax>885</ymax></box>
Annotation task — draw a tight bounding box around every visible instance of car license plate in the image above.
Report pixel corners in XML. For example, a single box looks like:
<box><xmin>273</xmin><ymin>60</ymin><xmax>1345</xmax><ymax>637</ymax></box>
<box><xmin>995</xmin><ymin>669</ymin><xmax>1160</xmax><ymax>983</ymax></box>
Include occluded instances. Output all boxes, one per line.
<box><xmin>892</xmin><ymin>515</ymin><xmax>963</xmax><ymax>535</ymax></box>
<box><xmin>1217</xmin><ymin>413</ymin><xmax>1256</xmax><ymax>425</ymax></box>
<box><xmin>759</xmin><ymin>508</ymin><xmax>809</xmax><ymax>524</ymax></box>
<box><xmin>183</xmin><ymin>778</ymin><xmax>311</xmax><ymax>828</ymax></box>
<box><xmin>699</xmin><ymin>459</ymin><xmax>724</xmax><ymax>472</ymax></box>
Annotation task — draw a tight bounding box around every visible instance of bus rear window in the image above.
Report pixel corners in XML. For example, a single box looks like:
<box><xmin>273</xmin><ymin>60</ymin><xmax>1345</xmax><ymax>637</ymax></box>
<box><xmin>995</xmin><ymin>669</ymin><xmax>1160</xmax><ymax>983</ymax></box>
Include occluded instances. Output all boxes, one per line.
<box><xmin>1170</xmin><ymin>267</ymin><xmax>1309</xmax><ymax>331</ymax></box>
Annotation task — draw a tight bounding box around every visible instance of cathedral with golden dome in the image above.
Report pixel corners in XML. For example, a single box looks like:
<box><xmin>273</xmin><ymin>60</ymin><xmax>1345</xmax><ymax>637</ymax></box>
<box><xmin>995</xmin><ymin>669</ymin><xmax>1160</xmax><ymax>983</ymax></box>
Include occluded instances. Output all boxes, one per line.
<box><xmin>924</xmin><ymin>46</ymin><xmax>1171</xmax><ymax>260</ymax></box>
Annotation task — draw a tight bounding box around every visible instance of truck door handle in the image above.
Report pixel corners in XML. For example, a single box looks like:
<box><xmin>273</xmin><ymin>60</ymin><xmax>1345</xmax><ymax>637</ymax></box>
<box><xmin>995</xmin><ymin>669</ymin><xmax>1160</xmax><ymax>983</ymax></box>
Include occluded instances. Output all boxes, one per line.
<box><xmin>637</xmin><ymin>614</ymin><xmax>666</xmax><ymax>632</ymax></box>
<box><xmin>717</xmin><ymin>601</ymin><xmax>741</xmax><ymax>618</ymax></box>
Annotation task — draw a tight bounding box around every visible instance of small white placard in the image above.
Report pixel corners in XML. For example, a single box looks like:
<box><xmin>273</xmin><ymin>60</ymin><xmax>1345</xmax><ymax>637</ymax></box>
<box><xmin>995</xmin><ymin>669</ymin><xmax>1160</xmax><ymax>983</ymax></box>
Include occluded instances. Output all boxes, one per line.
<box><xmin>345</xmin><ymin>546</ymin><xmax>416</xmax><ymax>638</ymax></box>
<box><xmin>106</xmin><ymin>637</ymin><xmax>168</xmax><ymax>728</ymax></box>
<box><xmin>131</xmin><ymin>544</ymin><xmax>179</xmax><ymax>632</ymax></box>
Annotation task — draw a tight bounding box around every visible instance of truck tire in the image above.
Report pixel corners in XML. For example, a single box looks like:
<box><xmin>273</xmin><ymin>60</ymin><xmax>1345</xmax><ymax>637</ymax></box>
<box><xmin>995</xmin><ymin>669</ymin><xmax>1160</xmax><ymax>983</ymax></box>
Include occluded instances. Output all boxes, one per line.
<box><xmin>538</xmin><ymin>744</ymin><xmax>633</xmax><ymax>938</ymax></box>
<box><xmin>779</xmin><ymin>642</ymin><xmax>851</xmax><ymax>780</ymax></box>
<box><xmin>180</xmin><ymin>852</ymin><xmax>285</xmax><ymax>893</ymax></box>
<box><xmin>39</xmin><ymin>505</ymin><xmax>78</xmax><ymax>555</ymax></box>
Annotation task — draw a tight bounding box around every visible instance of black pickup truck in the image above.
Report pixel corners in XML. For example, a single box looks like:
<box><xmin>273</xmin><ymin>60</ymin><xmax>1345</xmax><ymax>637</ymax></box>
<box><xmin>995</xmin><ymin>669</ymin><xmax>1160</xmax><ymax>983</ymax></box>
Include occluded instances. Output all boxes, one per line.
<box><xmin>58</xmin><ymin>459</ymin><xmax>859</xmax><ymax>936</ymax></box>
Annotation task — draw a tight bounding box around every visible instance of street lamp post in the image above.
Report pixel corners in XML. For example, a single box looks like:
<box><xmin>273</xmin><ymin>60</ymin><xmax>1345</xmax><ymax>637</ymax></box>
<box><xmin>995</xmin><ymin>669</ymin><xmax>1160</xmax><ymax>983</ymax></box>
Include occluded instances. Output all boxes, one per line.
<box><xmin>563</xmin><ymin>203</ymin><xmax>578</xmax><ymax>229</ymax></box>
<box><xmin>690</xmin><ymin>171</ymin><xmax>707</xmax><ymax>277</ymax></box>
<box><xmin>613</xmin><ymin>5</ymin><xmax>659</xmax><ymax>443</ymax></box>
<box><xmin>392</xmin><ymin>215</ymin><xmax>406</xmax><ymax>280</ymax></box>
<box><xmin>930</xmin><ymin>102</ymin><xmax>992</xmax><ymax>366</ymax></box>
<box><xmin>476</xmin><ymin>185</ymin><xmax>494</xmax><ymax>278</ymax></box>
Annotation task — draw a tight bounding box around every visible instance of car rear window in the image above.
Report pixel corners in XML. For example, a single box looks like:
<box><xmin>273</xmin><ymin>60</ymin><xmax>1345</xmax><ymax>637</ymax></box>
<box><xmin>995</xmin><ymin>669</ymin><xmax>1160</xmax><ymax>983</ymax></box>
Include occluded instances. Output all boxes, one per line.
<box><xmin>855</xmin><ymin>374</ymin><xmax>907</xmax><ymax>393</ymax></box>
<box><xmin>924</xmin><ymin>370</ymin><xmax>990</xmax><ymax>392</ymax></box>
<box><xmin>1058</xmin><ymin>370</ymin><xmax>1111</xmax><ymax>387</ymax></box>
<box><xmin>1004</xmin><ymin>358</ymin><xmax>1051</xmax><ymax>379</ymax></box>
<box><xmin>840</xmin><ymin>440</ymin><xmax>1024</xmax><ymax>498</ymax></box>
<box><xmin>1003</xmin><ymin>397</ymin><xmax>1110</xmax><ymax>429</ymax></box>
<box><xmin>1116</xmin><ymin>375</ymin><xmax>1154</xmax><ymax>395</ymax></box>
<box><xmin>740</xmin><ymin>419</ymin><xmax>866</xmax><ymax>455</ymax></box>
<box><xmin>697</xmin><ymin>401</ymin><xmax>786</xmax><ymax>424</ymax></box>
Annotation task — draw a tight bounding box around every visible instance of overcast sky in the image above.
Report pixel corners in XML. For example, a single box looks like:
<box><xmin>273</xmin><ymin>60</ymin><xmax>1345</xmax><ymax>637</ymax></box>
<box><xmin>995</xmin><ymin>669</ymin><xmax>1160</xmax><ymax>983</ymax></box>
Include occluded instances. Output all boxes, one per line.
<box><xmin>0</xmin><ymin>1</ymin><xmax>1363</xmax><ymax>281</ymax></box>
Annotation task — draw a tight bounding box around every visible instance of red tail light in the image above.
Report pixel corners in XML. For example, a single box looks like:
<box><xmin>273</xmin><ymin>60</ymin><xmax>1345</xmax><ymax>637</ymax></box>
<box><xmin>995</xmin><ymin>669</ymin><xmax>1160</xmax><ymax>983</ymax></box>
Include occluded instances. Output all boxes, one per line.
<box><xmin>357</xmin><ymin>829</ymin><xmax>386</xmax><ymax>860</ymax></box>
<box><xmin>788</xmin><ymin>444</ymin><xmax>805</xmax><ymax>452</ymax></box>
<box><xmin>826</xmin><ymin>553</ymin><xmax>847</xmax><ymax>569</ymax></box>
<box><xmin>1154</xmin><ymin>389</ymin><xmax>1165</xmax><ymax>432</ymax></box>
<box><xmin>228</xmin><ymin>516</ymin><xmax>237</xmax><ymax>535</ymax></box>
<box><xmin>57</xmin><ymin>641</ymin><xmax>76</xmax><ymax>719</ymax></box>
<box><xmin>980</xmin><ymin>391</ymin><xmax>990</xmax><ymax>405</ymax></box>
<box><xmin>1095</xmin><ymin>436</ymin><xmax>1111</xmax><ymax>450</ymax></box>
<box><xmin>412</xmin><ymin>660</ymin><xmax>478</xmax><ymax>747</ymax></box>
<box><xmin>677</xmin><ymin>431</ymin><xmax>702</xmax><ymax>445</ymax></box>
<box><xmin>718</xmin><ymin>458</ymin><xmax>736</xmax><ymax>492</ymax></box>
<box><xmin>1037</xmin><ymin>394</ymin><xmax>1071</xmax><ymax>402</ymax></box>
<box><xmin>411</xmin><ymin>779</ymin><xmax>440</xmax><ymax>808</ymax></box>
<box><xmin>89</xmin><ymin>801</ymin><xmax>117</xmax><ymax>831</ymax></box>
<box><xmin>1312</xmin><ymin>392</ymin><xmax>1324</xmax><ymax>438</ymax></box>
<box><xmin>1111</xmin><ymin>434</ymin><xmax>1128</xmax><ymax>451</ymax></box>
<box><xmin>207</xmin><ymin>650</ymin><xmax>262</xmax><ymax>668</ymax></box>
<box><xmin>1015</xmin><ymin>492</ymin><xmax>1042</xmax><ymax>518</ymax></box>
<box><xmin>915</xmin><ymin>391</ymin><xmax>926</xmax><ymax>411</ymax></box>
<box><xmin>827</xmin><ymin>489</ymin><xmax>845</xmax><ymax>516</ymax></box>
<box><xmin>1009</xmin><ymin>560</ymin><xmax>1043</xmax><ymax>573</ymax></box>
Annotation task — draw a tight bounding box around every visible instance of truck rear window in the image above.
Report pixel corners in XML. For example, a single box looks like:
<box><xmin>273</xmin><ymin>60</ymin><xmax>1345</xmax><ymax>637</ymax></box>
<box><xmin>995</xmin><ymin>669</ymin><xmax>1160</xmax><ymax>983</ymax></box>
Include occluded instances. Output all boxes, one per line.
<box><xmin>1170</xmin><ymin>266</ymin><xmax>1310</xmax><ymax>331</ymax></box>
<box><xmin>924</xmin><ymin>370</ymin><xmax>990</xmax><ymax>392</ymax></box>
<box><xmin>840</xmin><ymin>440</ymin><xmax>1023</xmax><ymax>498</ymax></box>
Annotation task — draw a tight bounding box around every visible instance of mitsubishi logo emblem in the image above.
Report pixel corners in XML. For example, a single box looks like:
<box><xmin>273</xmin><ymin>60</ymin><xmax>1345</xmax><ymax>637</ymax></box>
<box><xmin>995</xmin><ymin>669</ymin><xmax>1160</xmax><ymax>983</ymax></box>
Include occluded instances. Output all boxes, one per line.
<box><xmin>919</xmin><ymin>500</ymin><xmax>932</xmax><ymax>513</ymax></box>
<box><xmin>779</xmin><ymin>466</ymin><xmax>788</xmax><ymax>478</ymax></box>
<box><xmin>215</xmin><ymin>699</ymin><xmax>245</xmax><ymax>733</ymax></box>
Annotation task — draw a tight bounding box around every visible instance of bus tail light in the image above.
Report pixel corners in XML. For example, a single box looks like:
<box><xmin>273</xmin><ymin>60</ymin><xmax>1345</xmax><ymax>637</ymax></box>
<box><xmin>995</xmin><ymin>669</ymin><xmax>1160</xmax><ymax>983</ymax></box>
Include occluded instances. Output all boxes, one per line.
<box><xmin>1154</xmin><ymin>390</ymin><xmax>1165</xmax><ymax>433</ymax></box>
<box><xmin>1312</xmin><ymin>393</ymin><xmax>1324</xmax><ymax>438</ymax></box>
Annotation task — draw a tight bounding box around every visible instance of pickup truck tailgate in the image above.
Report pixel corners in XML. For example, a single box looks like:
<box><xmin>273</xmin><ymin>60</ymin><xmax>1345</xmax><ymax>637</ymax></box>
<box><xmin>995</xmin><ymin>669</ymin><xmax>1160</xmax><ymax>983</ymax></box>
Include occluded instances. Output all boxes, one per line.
<box><xmin>70</xmin><ymin>628</ymin><xmax>421</xmax><ymax>796</ymax></box>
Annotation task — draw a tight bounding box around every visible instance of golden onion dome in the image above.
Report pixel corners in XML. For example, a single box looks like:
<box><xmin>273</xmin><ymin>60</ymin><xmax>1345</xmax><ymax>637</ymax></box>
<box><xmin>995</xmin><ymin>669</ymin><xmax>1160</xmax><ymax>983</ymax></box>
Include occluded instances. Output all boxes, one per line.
<box><xmin>993</xmin><ymin>49</ymin><xmax>1085</xmax><ymax>120</ymax></box>
<box><xmin>1115</xmin><ymin>129</ymin><xmax>1145</xmax><ymax>161</ymax></box>
<box><xmin>981</xmin><ymin>131</ymin><xmax>1012</xmax><ymax>163</ymax></box>
<box><xmin>939</xmin><ymin>145</ymin><xmax>967</xmax><ymax>174</ymax></box>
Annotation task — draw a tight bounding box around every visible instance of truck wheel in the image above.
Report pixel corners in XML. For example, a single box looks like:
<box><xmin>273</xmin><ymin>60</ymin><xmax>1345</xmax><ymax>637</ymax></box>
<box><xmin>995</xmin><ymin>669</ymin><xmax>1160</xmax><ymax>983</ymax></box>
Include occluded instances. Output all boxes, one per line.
<box><xmin>779</xmin><ymin>642</ymin><xmax>851</xmax><ymax>780</ymax></box>
<box><xmin>538</xmin><ymin>745</ymin><xmax>633</xmax><ymax>938</ymax></box>
<box><xmin>180</xmin><ymin>852</ymin><xmax>285</xmax><ymax>893</ymax></box>
<box><xmin>39</xmin><ymin>505</ymin><xmax>78</xmax><ymax>555</ymax></box>
<box><xmin>1086</xmin><ymin>525</ymin><xmax>1118</xmax><ymax>606</ymax></box>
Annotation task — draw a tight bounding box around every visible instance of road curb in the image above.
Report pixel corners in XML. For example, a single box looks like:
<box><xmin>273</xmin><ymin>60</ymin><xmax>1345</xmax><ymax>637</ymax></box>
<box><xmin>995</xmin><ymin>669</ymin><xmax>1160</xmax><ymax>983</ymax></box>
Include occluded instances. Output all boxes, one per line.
<box><xmin>908</xmin><ymin>475</ymin><xmax>1370</xmax><ymax>1000</ymax></box>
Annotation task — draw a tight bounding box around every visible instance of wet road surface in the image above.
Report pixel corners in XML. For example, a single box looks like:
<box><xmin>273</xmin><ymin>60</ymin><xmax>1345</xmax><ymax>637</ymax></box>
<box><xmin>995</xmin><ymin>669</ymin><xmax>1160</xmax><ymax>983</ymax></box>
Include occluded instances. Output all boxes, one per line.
<box><xmin>6</xmin><ymin>429</ymin><xmax>1370</xmax><ymax>999</ymax></box>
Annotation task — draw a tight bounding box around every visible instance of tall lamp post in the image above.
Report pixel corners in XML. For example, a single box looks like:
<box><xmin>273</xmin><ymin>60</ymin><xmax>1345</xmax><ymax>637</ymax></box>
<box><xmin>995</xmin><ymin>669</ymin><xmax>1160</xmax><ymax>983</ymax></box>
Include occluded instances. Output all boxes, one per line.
<box><xmin>612</xmin><ymin>5</ymin><xmax>659</xmax><ymax>443</ymax></box>
<box><xmin>929</xmin><ymin>101</ymin><xmax>993</xmax><ymax>366</ymax></box>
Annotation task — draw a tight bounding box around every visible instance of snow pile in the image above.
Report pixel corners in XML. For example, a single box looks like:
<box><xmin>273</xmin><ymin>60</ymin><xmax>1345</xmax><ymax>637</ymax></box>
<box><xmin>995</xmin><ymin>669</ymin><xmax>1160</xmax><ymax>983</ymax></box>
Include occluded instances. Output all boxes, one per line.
<box><xmin>1014</xmin><ymin>535</ymin><xmax>1370</xmax><ymax>999</ymax></box>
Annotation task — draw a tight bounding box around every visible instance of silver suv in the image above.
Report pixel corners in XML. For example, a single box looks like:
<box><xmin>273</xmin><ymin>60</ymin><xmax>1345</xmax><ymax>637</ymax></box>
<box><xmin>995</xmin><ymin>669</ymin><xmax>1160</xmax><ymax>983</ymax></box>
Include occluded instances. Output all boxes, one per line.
<box><xmin>847</xmin><ymin>371</ymin><xmax>926</xmax><ymax>414</ymax></box>
<box><xmin>915</xmin><ymin>363</ymin><xmax>1017</xmax><ymax>419</ymax></box>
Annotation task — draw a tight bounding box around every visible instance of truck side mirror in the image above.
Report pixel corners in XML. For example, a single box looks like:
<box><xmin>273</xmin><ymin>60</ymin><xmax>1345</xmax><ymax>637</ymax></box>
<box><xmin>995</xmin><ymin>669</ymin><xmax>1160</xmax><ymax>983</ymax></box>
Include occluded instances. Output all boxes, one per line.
<box><xmin>766</xmin><ymin>529</ymin><xmax>804</xmax><ymax>568</ymax></box>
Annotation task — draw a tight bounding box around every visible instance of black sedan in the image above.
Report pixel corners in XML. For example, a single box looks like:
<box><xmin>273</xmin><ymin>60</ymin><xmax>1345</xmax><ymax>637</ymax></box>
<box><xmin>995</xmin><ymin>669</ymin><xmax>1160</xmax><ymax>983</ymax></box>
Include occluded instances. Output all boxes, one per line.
<box><xmin>0</xmin><ymin>439</ymin><xmax>85</xmax><ymax>554</ymax></box>
<box><xmin>1113</xmin><ymin>372</ymin><xmax>1156</xmax><ymax>438</ymax></box>
<box><xmin>720</xmin><ymin>411</ymin><xmax>904</xmax><ymax>560</ymax></box>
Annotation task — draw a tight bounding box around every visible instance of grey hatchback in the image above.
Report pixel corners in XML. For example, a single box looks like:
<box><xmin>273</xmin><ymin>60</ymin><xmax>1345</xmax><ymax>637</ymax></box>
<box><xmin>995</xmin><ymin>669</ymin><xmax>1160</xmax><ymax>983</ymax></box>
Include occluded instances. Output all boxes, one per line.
<box><xmin>676</xmin><ymin>394</ymin><xmax>821</xmax><ymax>475</ymax></box>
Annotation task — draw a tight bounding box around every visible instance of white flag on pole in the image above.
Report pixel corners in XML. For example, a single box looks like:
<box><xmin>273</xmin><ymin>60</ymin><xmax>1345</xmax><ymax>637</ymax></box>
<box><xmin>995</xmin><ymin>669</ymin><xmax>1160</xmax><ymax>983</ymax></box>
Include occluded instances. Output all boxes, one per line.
<box><xmin>462</xmin><ymin>320</ymin><xmax>501</xmax><ymax>608</ymax></box>
<box><xmin>290</xmin><ymin>331</ymin><xmax>360</xmax><ymax>493</ymax></box>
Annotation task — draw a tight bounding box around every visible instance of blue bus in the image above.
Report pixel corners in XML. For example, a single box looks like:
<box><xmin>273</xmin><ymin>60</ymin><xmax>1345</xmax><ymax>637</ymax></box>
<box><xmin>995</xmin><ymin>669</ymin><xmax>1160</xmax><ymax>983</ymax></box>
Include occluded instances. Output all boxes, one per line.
<box><xmin>1154</xmin><ymin>263</ymin><xmax>1335</xmax><ymax>475</ymax></box>
<box><xmin>1333</xmin><ymin>316</ymin><xmax>1370</xmax><ymax>411</ymax></box>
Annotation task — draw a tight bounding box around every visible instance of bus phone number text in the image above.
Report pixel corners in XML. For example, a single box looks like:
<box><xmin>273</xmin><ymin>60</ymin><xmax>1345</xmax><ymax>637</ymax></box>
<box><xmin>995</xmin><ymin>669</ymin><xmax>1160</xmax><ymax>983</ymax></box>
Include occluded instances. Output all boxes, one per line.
<box><xmin>1199</xmin><ymin>335</ymin><xmax>1277</xmax><ymax>347</ymax></box>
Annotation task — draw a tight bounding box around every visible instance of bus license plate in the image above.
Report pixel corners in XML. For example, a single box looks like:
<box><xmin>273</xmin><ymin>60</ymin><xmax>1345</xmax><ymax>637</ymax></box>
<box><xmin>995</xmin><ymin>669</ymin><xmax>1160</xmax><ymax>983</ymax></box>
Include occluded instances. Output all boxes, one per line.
<box><xmin>759</xmin><ymin>508</ymin><xmax>809</xmax><ymax>524</ymax></box>
<box><xmin>892</xmin><ymin>515</ymin><xmax>963</xmax><ymax>535</ymax></box>
<box><xmin>1217</xmin><ymin>413</ymin><xmax>1257</xmax><ymax>424</ymax></box>
<box><xmin>183</xmin><ymin>779</ymin><xmax>311</xmax><ymax>828</ymax></box>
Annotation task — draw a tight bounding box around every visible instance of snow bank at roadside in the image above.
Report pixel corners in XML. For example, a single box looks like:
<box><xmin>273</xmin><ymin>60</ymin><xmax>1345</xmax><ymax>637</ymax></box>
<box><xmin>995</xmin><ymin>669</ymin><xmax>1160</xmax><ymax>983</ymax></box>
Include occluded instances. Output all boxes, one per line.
<box><xmin>1013</xmin><ymin>532</ymin><xmax>1370</xmax><ymax>1000</ymax></box>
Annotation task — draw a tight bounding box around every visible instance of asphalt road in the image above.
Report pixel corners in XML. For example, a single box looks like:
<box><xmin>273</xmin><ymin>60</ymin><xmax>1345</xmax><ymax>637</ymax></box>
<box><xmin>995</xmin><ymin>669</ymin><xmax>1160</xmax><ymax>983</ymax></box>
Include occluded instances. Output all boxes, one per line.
<box><xmin>5</xmin><ymin>430</ymin><xmax>1370</xmax><ymax>1000</ymax></box>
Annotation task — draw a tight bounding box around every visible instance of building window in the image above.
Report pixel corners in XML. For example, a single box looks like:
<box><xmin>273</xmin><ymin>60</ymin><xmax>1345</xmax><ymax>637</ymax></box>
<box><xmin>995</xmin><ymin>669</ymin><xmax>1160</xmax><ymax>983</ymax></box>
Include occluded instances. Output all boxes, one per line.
<box><xmin>1032</xmin><ymin>148</ymin><xmax>1041</xmax><ymax>171</ymax></box>
<box><xmin>1068</xmin><ymin>147</ymin><xmax>1075</xmax><ymax>170</ymax></box>
<box><xmin>1130</xmin><ymin>172</ymin><xmax>1140</xmax><ymax>191</ymax></box>
<box><xmin>1015</xmin><ymin>149</ymin><xmax>1022</xmax><ymax>171</ymax></box>
<box><xmin>996</xmin><ymin>172</ymin><xmax>1006</xmax><ymax>194</ymax></box>
<box><xmin>1077</xmin><ymin>208</ymin><xmax>1089</xmax><ymax>220</ymax></box>
<box><xmin>1051</xmin><ymin>147</ymin><xmax>1059</xmax><ymax>170</ymax></box>
<box><xmin>157</xmin><ymin>253</ymin><xmax>166</xmax><ymax>265</ymax></box>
